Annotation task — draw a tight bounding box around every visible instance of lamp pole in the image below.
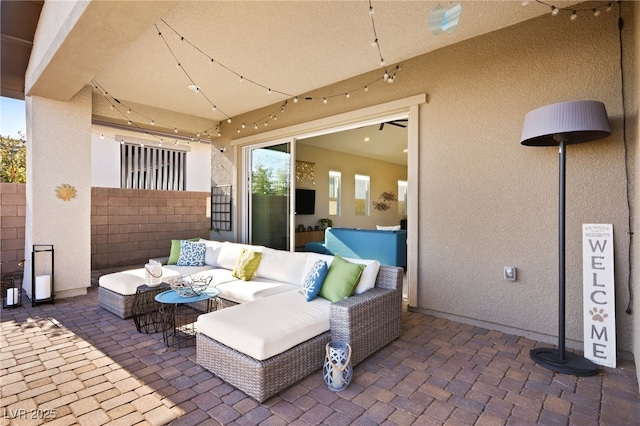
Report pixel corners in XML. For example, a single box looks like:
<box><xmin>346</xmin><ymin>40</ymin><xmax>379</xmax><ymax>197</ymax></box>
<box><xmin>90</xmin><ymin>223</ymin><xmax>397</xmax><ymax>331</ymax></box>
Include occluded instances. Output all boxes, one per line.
<box><xmin>557</xmin><ymin>136</ymin><xmax>566</xmax><ymax>362</ymax></box>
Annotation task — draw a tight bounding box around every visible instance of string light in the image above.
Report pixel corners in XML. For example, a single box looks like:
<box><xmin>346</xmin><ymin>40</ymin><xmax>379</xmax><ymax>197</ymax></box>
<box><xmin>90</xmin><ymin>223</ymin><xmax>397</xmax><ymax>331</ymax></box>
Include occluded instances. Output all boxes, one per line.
<box><xmin>97</xmin><ymin>4</ymin><xmax>405</xmax><ymax>139</ymax></box>
<box><xmin>529</xmin><ymin>1</ymin><xmax>612</xmax><ymax>20</ymax></box>
<box><xmin>92</xmin><ymin>80</ymin><xmax>219</xmax><ymax>142</ymax></box>
<box><xmin>154</xmin><ymin>2</ymin><xmax>400</xmax><ymax>134</ymax></box>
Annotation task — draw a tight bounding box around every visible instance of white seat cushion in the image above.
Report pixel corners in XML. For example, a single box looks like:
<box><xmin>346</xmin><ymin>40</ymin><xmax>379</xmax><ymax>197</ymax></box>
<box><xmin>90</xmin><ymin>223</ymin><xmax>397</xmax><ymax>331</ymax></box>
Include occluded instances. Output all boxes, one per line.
<box><xmin>215</xmin><ymin>277</ymin><xmax>299</xmax><ymax>304</ymax></box>
<box><xmin>196</xmin><ymin>291</ymin><xmax>331</xmax><ymax>360</ymax></box>
<box><xmin>98</xmin><ymin>267</ymin><xmax>181</xmax><ymax>296</ymax></box>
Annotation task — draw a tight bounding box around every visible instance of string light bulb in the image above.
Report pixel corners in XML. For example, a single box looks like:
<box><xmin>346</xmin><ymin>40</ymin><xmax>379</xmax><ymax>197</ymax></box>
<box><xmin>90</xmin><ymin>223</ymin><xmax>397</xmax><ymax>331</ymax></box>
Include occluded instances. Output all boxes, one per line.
<box><xmin>369</xmin><ymin>5</ymin><xmax>374</xmax><ymax>15</ymax></box>
<box><xmin>100</xmin><ymin>134</ymin><xmax>104</xmax><ymax>139</ymax></box>
<box><xmin>150</xmin><ymin>120</ymin><xmax>155</xmax><ymax>125</ymax></box>
<box><xmin>551</xmin><ymin>6</ymin><xmax>560</xmax><ymax>16</ymax></box>
<box><xmin>364</xmin><ymin>85</ymin><xmax>369</xmax><ymax>92</ymax></box>
<box><xmin>371</xmin><ymin>38</ymin><xmax>378</xmax><ymax>47</ymax></box>
<box><xmin>212</xmin><ymin>105</ymin><xmax>217</xmax><ymax>112</ymax></box>
<box><xmin>128</xmin><ymin>120</ymin><xmax>132</xmax><ymax>125</ymax></box>
<box><xmin>293</xmin><ymin>97</ymin><xmax>299</xmax><ymax>103</ymax></box>
<box><xmin>174</xmin><ymin>128</ymin><xmax>178</xmax><ymax>133</ymax></box>
<box><xmin>127</xmin><ymin>109</ymin><xmax>131</xmax><ymax>114</ymax></box>
<box><xmin>323</xmin><ymin>98</ymin><xmax>328</xmax><ymax>104</ymax></box>
<box><xmin>593</xmin><ymin>8</ymin><xmax>600</xmax><ymax>17</ymax></box>
<box><xmin>570</xmin><ymin>11</ymin><xmax>577</xmax><ymax>21</ymax></box>
<box><xmin>227</xmin><ymin>118</ymin><xmax>232</xmax><ymax>123</ymax></box>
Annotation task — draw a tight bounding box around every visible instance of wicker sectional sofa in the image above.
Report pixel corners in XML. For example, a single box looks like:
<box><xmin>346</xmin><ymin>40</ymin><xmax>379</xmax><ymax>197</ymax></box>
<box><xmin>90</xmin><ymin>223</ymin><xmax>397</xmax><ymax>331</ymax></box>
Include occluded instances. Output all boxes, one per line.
<box><xmin>97</xmin><ymin>239</ymin><xmax>403</xmax><ymax>402</ymax></box>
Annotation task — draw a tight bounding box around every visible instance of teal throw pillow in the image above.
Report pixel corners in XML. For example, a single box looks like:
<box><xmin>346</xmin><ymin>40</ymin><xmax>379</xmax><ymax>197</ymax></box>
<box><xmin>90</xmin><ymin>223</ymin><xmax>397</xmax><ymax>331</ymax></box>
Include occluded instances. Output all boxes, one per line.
<box><xmin>168</xmin><ymin>238</ymin><xmax>199</xmax><ymax>265</ymax></box>
<box><xmin>319</xmin><ymin>255</ymin><xmax>365</xmax><ymax>303</ymax></box>
<box><xmin>176</xmin><ymin>240</ymin><xmax>206</xmax><ymax>266</ymax></box>
<box><xmin>300</xmin><ymin>260</ymin><xmax>328</xmax><ymax>301</ymax></box>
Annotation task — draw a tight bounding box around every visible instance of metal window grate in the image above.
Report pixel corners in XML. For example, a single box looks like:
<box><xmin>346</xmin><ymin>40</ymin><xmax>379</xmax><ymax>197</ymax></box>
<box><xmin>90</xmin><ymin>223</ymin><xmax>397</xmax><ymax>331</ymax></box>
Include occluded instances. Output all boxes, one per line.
<box><xmin>211</xmin><ymin>185</ymin><xmax>232</xmax><ymax>232</ymax></box>
<box><xmin>121</xmin><ymin>144</ymin><xmax>186</xmax><ymax>190</ymax></box>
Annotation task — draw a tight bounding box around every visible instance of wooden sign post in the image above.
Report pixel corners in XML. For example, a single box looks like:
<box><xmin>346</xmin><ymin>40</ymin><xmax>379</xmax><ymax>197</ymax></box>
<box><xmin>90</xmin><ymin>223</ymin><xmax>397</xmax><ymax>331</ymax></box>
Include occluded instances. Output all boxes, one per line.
<box><xmin>582</xmin><ymin>224</ymin><xmax>616</xmax><ymax>368</ymax></box>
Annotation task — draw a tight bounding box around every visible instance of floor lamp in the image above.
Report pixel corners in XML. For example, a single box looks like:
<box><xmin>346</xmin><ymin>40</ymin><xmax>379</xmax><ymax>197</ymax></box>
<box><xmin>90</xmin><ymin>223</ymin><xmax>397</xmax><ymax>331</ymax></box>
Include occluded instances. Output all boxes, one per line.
<box><xmin>520</xmin><ymin>100</ymin><xmax>611</xmax><ymax>376</ymax></box>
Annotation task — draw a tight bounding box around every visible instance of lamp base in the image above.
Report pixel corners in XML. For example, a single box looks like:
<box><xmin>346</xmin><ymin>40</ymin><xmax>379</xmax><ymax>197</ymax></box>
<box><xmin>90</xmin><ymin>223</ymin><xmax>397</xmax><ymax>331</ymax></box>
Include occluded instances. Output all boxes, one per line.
<box><xmin>530</xmin><ymin>348</ymin><xmax>598</xmax><ymax>376</ymax></box>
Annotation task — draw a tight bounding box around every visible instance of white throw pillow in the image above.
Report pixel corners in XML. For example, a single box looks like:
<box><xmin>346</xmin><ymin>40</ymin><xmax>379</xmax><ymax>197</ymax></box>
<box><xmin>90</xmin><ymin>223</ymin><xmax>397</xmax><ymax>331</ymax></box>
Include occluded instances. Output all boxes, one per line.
<box><xmin>345</xmin><ymin>258</ymin><xmax>380</xmax><ymax>294</ymax></box>
<box><xmin>376</xmin><ymin>225</ymin><xmax>401</xmax><ymax>231</ymax></box>
<box><xmin>200</xmin><ymin>239</ymin><xmax>224</xmax><ymax>267</ymax></box>
<box><xmin>302</xmin><ymin>254</ymin><xmax>379</xmax><ymax>295</ymax></box>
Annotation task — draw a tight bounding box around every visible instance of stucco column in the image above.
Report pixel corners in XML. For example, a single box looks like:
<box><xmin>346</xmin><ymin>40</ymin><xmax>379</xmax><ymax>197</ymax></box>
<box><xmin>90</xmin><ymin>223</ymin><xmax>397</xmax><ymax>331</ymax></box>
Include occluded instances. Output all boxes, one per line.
<box><xmin>24</xmin><ymin>85</ymin><xmax>92</xmax><ymax>299</ymax></box>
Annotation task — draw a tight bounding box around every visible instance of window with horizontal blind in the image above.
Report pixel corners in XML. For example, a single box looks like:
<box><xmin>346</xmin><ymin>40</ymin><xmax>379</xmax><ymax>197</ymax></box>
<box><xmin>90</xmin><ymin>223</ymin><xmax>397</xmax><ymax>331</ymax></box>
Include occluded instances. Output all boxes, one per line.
<box><xmin>121</xmin><ymin>143</ymin><xmax>186</xmax><ymax>190</ymax></box>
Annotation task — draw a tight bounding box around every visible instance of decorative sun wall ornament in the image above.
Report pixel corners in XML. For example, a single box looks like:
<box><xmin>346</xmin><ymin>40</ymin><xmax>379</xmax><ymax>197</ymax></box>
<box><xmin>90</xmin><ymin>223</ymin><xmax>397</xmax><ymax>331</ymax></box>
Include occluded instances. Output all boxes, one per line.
<box><xmin>56</xmin><ymin>183</ymin><xmax>77</xmax><ymax>202</ymax></box>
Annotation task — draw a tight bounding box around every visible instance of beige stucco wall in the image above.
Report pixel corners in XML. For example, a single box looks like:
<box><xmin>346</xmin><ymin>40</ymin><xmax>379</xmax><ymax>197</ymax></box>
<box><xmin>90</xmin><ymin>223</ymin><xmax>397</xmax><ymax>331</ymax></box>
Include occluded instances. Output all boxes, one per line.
<box><xmin>630</xmin><ymin>0</ymin><xmax>640</xmax><ymax>386</ymax></box>
<box><xmin>216</xmin><ymin>5</ymin><xmax>636</xmax><ymax>354</ymax></box>
<box><xmin>25</xmin><ymin>86</ymin><xmax>92</xmax><ymax>299</ymax></box>
<box><xmin>296</xmin><ymin>143</ymin><xmax>407</xmax><ymax>230</ymax></box>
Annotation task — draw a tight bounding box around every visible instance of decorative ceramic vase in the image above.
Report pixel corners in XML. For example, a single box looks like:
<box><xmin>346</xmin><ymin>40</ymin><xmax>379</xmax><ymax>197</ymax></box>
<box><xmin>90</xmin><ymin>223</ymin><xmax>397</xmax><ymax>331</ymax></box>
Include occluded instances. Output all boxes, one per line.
<box><xmin>323</xmin><ymin>341</ymin><xmax>352</xmax><ymax>391</ymax></box>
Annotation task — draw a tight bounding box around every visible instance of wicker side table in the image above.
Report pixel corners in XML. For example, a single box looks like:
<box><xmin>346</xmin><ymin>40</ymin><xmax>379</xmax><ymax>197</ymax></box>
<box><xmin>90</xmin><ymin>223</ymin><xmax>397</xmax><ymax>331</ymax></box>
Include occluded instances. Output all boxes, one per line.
<box><xmin>132</xmin><ymin>283</ymin><xmax>171</xmax><ymax>333</ymax></box>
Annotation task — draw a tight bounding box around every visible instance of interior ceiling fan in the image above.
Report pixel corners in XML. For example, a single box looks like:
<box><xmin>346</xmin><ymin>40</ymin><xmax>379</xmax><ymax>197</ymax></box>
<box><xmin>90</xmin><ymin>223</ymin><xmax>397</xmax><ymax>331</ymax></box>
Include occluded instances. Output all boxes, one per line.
<box><xmin>379</xmin><ymin>119</ymin><xmax>408</xmax><ymax>130</ymax></box>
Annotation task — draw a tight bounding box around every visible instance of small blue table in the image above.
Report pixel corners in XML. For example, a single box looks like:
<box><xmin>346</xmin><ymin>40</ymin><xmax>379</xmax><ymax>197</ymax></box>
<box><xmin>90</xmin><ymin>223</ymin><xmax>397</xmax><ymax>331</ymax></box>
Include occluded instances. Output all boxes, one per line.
<box><xmin>155</xmin><ymin>288</ymin><xmax>220</xmax><ymax>347</ymax></box>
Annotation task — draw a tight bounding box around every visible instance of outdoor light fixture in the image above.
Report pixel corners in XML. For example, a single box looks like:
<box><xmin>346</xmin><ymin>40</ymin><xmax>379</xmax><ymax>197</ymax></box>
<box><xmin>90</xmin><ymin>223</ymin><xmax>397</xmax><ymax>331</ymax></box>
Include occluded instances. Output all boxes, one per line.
<box><xmin>428</xmin><ymin>2</ymin><xmax>462</xmax><ymax>35</ymax></box>
<box><xmin>521</xmin><ymin>100</ymin><xmax>611</xmax><ymax>376</ymax></box>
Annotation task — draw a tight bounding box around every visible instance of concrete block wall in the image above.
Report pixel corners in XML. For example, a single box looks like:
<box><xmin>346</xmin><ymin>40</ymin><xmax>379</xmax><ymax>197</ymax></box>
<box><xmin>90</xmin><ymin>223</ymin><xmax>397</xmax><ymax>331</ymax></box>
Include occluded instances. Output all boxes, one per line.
<box><xmin>91</xmin><ymin>187</ymin><xmax>210</xmax><ymax>269</ymax></box>
<box><xmin>0</xmin><ymin>183</ymin><xmax>26</xmax><ymax>275</ymax></box>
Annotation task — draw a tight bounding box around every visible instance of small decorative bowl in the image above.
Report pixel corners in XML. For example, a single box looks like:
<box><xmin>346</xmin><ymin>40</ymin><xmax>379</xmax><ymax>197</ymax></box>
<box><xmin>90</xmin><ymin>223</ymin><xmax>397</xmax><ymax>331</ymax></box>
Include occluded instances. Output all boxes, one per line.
<box><xmin>170</xmin><ymin>275</ymin><xmax>213</xmax><ymax>297</ymax></box>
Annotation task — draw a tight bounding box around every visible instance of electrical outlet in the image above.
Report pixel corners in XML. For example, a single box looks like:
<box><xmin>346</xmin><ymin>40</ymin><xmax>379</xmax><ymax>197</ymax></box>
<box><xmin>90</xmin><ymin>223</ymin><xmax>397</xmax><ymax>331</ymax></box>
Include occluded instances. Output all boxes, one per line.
<box><xmin>504</xmin><ymin>266</ymin><xmax>517</xmax><ymax>281</ymax></box>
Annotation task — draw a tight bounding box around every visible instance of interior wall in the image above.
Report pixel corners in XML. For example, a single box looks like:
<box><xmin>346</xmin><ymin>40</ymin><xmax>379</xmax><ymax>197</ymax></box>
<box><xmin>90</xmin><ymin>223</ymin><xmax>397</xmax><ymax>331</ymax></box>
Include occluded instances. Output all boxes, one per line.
<box><xmin>219</xmin><ymin>6</ymin><xmax>636</xmax><ymax>355</ymax></box>
<box><xmin>295</xmin><ymin>143</ymin><xmax>407</xmax><ymax>230</ymax></box>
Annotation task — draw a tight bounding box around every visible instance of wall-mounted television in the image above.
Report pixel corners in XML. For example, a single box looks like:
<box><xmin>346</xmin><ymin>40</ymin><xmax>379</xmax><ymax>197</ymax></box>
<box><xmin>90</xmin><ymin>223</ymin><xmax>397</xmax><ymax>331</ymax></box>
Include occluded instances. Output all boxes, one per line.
<box><xmin>295</xmin><ymin>188</ymin><xmax>316</xmax><ymax>215</ymax></box>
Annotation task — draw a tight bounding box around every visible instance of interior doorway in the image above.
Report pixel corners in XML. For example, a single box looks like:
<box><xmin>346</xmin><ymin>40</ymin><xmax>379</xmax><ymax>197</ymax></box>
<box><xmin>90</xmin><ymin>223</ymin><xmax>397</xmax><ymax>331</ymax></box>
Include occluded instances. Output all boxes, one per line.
<box><xmin>236</xmin><ymin>94</ymin><xmax>424</xmax><ymax>306</ymax></box>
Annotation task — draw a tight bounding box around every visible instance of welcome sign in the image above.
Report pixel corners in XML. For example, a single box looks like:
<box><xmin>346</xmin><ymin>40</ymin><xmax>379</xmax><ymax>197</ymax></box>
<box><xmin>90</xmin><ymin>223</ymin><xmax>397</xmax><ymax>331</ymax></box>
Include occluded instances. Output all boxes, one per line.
<box><xmin>582</xmin><ymin>224</ymin><xmax>616</xmax><ymax>368</ymax></box>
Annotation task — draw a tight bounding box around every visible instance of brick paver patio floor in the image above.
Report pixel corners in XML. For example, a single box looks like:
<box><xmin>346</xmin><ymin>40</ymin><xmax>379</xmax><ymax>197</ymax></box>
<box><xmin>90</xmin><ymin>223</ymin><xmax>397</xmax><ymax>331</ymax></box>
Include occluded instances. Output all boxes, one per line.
<box><xmin>1</xmin><ymin>271</ymin><xmax>638</xmax><ymax>425</ymax></box>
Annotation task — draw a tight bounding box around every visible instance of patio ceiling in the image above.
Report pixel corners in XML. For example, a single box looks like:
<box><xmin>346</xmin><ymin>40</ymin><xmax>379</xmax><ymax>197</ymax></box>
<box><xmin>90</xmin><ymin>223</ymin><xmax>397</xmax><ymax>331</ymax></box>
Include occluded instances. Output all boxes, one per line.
<box><xmin>17</xmin><ymin>1</ymin><xmax>584</xmax><ymax>121</ymax></box>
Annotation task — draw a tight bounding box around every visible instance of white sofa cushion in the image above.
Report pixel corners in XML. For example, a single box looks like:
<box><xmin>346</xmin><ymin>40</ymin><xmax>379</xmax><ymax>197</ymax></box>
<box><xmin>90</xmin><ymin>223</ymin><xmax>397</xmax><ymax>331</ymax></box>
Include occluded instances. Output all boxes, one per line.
<box><xmin>215</xmin><ymin>277</ymin><xmax>299</xmax><ymax>304</ymax></box>
<box><xmin>196</xmin><ymin>291</ymin><xmax>331</xmax><ymax>360</ymax></box>
<box><xmin>162</xmin><ymin>264</ymin><xmax>217</xmax><ymax>277</ymax></box>
<box><xmin>255</xmin><ymin>247</ymin><xmax>308</xmax><ymax>286</ymax></box>
<box><xmin>98</xmin><ymin>267</ymin><xmax>181</xmax><ymax>296</ymax></box>
<box><xmin>217</xmin><ymin>242</ymin><xmax>263</xmax><ymax>270</ymax></box>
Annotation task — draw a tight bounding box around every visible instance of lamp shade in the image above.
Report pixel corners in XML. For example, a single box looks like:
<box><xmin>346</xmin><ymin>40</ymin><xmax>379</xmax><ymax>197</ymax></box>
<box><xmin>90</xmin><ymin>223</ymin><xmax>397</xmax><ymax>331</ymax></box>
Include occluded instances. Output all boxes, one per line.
<box><xmin>521</xmin><ymin>100</ymin><xmax>611</xmax><ymax>146</ymax></box>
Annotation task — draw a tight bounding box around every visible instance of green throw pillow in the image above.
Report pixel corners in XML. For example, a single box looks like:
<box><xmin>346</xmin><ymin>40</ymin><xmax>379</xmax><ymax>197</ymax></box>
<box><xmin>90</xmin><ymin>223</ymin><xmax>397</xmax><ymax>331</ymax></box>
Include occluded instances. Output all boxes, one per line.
<box><xmin>319</xmin><ymin>255</ymin><xmax>365</xmax><ymax>302</ymax></box>
<box><xmin>168</xmin><ymin>238</ymin><xmax>200</xmax><ymax>265</ymax></box>
<box><xmin>232</xmin><ymin>249</ymin><xmax>263</xmax><ymax>281</ymax></box>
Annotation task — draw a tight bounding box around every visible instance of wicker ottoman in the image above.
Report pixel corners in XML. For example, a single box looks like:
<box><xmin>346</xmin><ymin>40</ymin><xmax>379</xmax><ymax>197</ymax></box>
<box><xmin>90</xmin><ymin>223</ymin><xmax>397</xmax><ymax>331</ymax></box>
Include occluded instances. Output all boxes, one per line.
<box><xmin>98</xmin><ymin>267</ymin><xmax>181</xmax><ymax>319</ymax></box>
<box><xmin>197</xmin><ymin>331</ymin><xmax>331</xmax><ymax>402</ymax></box>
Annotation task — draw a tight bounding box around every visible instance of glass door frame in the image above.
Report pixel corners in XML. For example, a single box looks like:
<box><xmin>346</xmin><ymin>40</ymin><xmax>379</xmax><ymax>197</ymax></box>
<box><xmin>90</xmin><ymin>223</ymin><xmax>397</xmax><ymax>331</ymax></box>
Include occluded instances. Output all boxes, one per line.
<box><xmin>233</xmin><ymin>94</ymin><xmax>424</xmax><ymax>306</ymax></box>
<box><xmin>242</xmin><ymin>137</ymin><xmax>297</xmax><ymax>248</ymax></box>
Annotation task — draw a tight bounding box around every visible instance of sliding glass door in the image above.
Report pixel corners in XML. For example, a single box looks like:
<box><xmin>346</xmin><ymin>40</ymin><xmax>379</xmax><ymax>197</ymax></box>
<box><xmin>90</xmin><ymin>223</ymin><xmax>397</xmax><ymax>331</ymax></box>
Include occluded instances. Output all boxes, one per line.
<box><xmin>247</xmin><ymin>142</ymin><xmax>292</xmax><ymax>250</ymax></box>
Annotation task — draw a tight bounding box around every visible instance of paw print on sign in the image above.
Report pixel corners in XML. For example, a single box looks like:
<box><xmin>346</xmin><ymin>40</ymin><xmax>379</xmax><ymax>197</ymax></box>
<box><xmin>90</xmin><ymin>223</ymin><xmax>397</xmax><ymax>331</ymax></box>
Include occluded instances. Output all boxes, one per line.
<box><xmin>589</xmin><ymin>307</ymin><xmax>608</xmax><ymax>322</ymax></box>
